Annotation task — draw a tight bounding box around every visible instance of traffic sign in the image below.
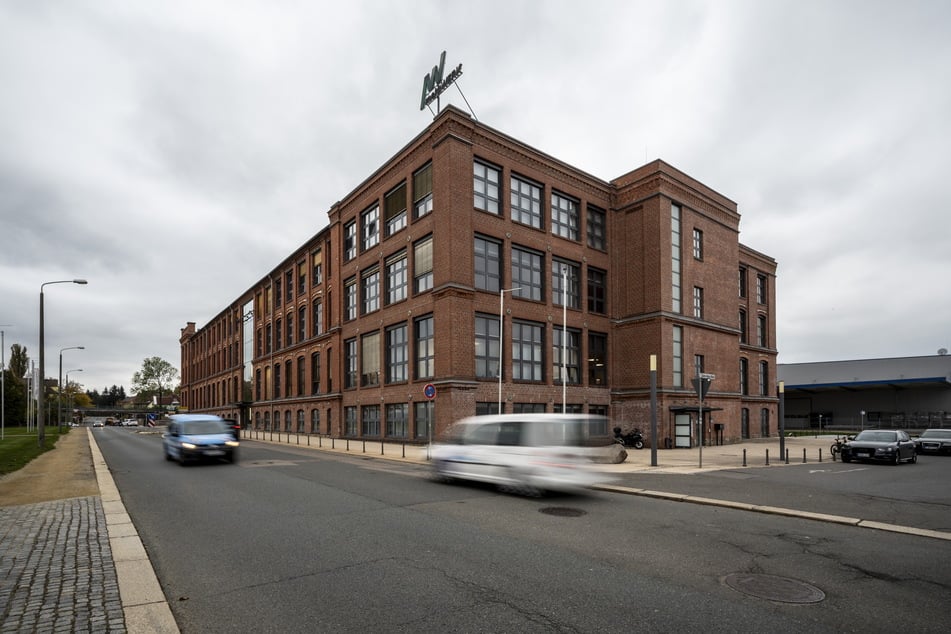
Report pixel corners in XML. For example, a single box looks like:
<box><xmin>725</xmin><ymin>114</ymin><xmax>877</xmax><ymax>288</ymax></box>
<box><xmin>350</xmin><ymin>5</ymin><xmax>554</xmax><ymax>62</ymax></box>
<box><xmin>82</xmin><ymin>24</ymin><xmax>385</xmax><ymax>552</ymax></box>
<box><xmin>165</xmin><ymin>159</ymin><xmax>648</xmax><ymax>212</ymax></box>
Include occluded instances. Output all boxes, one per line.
<box><xmin>424</xmin><ymin>383</ymin><xmax>436</xmax><ymax>400</ymax></box>
<box><xmin>691</xmin><ymin>375</ymin><xmax>713</xmax><ymax>401</ymax></box>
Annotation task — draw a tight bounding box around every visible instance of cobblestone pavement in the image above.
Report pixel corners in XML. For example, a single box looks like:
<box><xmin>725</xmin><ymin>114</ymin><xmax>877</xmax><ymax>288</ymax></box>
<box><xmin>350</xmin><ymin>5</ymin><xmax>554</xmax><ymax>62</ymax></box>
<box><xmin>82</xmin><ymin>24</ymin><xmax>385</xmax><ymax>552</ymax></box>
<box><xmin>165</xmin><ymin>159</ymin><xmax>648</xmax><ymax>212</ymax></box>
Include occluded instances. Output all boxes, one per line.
<box><xmin>0</xmin><ymin>496</ymin><xmax>125</xmax><ymax>634</ymax></box>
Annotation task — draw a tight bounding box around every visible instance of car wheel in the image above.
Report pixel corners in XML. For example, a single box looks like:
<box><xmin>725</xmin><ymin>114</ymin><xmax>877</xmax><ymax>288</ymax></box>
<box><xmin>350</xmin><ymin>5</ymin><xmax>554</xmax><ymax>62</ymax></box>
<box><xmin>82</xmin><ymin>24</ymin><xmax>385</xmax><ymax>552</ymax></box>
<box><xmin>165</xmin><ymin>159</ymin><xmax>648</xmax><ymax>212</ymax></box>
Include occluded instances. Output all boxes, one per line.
<box><xmin>431</xmin><ymin>460</ymin><xmax>454</xmax><ymax>483</ymax></box>
<box><xmin>910</xmin><ymin>452</ymin><xmax>917</xmax><ymax>464</ymax></box>
<box><xmin>499</xmin><ymin>467</ymin><xmax>542</xmax><ymax>498</ymax></box>
<box><xmin>841</xmin><ymin>454</ymin><xmax>851</xmax><ymax>463</ymax></box>
<box><xmin>893</xmin><ymin>452</ymin><xmax>901</xmax><ymax>465</ymax></box>
<box><xmin>228</xmin><ymin>451</ymin><xmax>238</xmax><ymax>464</ymax></box>
<box><xmin>165</xmin><ymin>450</ymin><xmax>172</xmax><ymax>462</ymax></box>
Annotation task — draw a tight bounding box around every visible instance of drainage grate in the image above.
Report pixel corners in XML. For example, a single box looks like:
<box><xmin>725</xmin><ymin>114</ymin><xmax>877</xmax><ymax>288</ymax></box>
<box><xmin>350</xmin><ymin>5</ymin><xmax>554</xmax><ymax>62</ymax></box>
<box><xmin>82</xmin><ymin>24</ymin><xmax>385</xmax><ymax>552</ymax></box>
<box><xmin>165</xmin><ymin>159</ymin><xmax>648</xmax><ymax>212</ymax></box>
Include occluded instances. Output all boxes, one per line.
<box><xmin>724</xmin><ymin>573</ymin><xmax>825</xmax><ymax>604</ymax></box>
<box><xmin>538</xmin><ymin>507</ymin><xmax>587</xmax><ymax>517</ymax></box>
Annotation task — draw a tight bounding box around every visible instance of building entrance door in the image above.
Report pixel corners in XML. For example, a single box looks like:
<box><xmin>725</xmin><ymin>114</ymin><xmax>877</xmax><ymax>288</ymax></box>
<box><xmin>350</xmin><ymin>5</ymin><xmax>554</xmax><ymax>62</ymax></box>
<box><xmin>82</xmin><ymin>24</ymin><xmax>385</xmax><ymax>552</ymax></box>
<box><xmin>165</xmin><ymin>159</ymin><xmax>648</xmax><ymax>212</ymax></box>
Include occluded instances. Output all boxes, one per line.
<box><xmin>674</xmin><ymin>413</ymin><xmax>692</xmax><ymax>448</ymax></box>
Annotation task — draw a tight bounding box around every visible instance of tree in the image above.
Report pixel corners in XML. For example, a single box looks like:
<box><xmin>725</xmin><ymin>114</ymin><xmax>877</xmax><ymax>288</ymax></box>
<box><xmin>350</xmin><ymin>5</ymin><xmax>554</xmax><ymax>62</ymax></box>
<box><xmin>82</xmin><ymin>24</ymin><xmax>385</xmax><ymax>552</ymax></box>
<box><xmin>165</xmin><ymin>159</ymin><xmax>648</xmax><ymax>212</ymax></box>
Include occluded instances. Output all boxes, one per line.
<box><xmin>8</xmin><ymin>343</ymin><xmax>29</xmax><ymax>381</ymax></box>
<box><xmin>2</xmin><ymin>367</ymin><xmax>27</xmax><ymax>426</ymax></box>
<box><xmin>131</xmin><ymin>357</ymin><xmax>179</xmax><ymax>411</ymax></box>
<box><xmin>3</xmin><ymin>343</ymin><xmax>30</xmax><ymax>426</ymax></box>
<box><xmin>65</xmin><ymin>380</ymin><xmax>92</xmax><ymax>410</ymax></box>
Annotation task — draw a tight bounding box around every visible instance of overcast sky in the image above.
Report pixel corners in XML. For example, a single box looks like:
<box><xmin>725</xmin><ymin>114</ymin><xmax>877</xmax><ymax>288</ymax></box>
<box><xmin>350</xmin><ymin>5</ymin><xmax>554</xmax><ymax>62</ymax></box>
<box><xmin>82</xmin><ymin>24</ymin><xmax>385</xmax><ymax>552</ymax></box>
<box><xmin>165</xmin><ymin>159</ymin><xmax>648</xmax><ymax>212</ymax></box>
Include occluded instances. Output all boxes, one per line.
<box><xmin>1</xmin><ymin>0</ymin><xmax>949</xmax><ymax>394</ymax></box>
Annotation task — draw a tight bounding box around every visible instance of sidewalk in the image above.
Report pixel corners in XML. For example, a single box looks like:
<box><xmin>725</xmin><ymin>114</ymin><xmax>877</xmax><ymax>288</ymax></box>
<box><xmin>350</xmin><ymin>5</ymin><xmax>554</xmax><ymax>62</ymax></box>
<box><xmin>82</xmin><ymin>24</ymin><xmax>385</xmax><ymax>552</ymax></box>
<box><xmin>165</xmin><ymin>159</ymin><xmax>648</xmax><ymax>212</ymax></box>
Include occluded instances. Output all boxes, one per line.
<box><xmin>0</xmin><ymin>430</ymin><xmax>178</xmax><ymax>634</ymax></box>
<box><xmin>241</xmin><ymin>428</ymin><xmax>840</xmax><ymax>474</ymax></box>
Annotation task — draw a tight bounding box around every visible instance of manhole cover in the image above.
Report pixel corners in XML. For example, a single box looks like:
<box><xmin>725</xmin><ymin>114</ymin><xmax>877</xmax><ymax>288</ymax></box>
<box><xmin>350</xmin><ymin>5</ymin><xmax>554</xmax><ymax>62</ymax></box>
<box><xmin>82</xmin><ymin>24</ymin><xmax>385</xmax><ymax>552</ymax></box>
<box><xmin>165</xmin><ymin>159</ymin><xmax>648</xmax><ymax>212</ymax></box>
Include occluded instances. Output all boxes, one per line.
<box><xmin>244</xmin><ymin>460</ymin><xmax>298</xmax><ymax>468</ymax></box>
<box><xmin>538</xmin><ymin>507</ymin><xmax>587</xmax><ymax>517</ymax></box>
<box><xmin>724</xmin><ymin>573</ymin><xmax>825</xmax><ymax>604</ymax></box>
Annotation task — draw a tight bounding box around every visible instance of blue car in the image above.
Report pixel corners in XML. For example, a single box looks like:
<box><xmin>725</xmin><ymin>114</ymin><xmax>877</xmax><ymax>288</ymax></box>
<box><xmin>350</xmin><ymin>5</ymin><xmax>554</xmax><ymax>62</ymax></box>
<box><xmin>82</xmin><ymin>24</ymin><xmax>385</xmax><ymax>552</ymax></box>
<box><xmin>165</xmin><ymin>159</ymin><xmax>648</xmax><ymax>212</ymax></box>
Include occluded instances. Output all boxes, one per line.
<box><xmin>163</xmin><ymin>414</ymin><xmax>239</xmax><ymax>465</ymax></box>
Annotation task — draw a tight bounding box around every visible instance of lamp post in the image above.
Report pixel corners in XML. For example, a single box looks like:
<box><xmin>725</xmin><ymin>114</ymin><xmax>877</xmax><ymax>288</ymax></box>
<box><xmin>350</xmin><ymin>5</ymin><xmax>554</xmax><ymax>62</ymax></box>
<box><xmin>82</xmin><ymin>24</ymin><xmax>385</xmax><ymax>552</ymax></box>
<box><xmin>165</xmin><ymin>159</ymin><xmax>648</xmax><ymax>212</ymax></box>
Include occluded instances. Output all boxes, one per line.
<box><xmin>38</xmin><ymin>279</ymin><xmax>88</xmax><ymax>447</ymax></box>
<box><xmin>65</xmin><ymin>368</ymin><xmax>82</xmax><ymax>427</ymax></box>
<box><xmin>649</xmin><ymin>354</ymin><xmax>658</xmax><ymax>467</ymax></box>
<box><xmin>1</xmin><ymin>325</ymin><xmax>11</xmax><ymax>441</ymax></box>
<box><xmin>59</xmin><ymin>346</ymin><xmax>84</xmax><ymax>431</ymax></box>
<box><xmin>560</xmin><ymin>266</ymin><xmax>567</xmax><ymax>412</ymax></box>
<box><xmin>778</xmin><ymin>381</ymin><xmax>785</xmax><ymax>460</ymax></box>
<box><xmin>498</xmin><ymin>287</ymin><xmax>521</xmax><ymax>414</ymax></box>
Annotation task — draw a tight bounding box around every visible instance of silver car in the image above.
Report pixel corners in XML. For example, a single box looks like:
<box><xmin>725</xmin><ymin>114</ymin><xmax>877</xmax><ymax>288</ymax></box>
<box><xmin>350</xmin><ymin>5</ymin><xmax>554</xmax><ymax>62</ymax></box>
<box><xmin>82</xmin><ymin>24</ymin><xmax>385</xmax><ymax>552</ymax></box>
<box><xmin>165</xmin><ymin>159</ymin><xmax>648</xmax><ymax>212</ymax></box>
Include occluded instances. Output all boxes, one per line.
<box><xmin>431</xmin><ymin>414</ymin><xmax>613</xmax><ymax>495</ymax></box>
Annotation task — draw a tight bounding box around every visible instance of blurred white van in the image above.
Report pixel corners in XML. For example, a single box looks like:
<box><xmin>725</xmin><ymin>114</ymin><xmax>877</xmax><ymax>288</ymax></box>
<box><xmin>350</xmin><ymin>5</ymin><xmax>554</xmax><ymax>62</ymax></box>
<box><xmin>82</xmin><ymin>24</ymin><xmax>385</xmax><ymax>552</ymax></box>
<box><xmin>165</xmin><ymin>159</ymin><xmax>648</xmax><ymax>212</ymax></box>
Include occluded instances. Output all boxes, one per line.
<box><xmin>431</xmin><ymin>414</ymin><xmax>614</xmax><ymax>495</ymax></box>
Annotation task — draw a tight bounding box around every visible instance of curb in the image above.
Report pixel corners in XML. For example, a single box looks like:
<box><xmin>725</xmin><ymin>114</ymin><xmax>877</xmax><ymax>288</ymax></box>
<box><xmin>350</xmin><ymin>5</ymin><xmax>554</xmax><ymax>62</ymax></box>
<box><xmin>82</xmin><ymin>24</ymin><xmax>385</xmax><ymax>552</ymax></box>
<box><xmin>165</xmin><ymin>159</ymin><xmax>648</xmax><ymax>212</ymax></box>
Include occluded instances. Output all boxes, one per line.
<box><xmin>592</xmin><ymin>483</ymin><xmax>951</xmax><ymax>541</ymax></box>
<box><xmin>87</xmin><ymin>429</ymin><xmax>180</xmax><ymax>633</ymax></box>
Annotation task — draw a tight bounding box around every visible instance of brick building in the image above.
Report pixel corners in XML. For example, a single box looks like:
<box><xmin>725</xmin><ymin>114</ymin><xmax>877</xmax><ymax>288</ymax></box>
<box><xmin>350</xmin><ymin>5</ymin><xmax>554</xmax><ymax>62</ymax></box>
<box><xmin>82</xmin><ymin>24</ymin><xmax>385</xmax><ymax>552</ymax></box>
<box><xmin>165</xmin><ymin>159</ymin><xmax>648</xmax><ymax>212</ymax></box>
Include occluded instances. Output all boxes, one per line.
<box><xmin>179</xmin><ymin>106</ymin><xmax>777</xmax><ymax>447</ymax></box>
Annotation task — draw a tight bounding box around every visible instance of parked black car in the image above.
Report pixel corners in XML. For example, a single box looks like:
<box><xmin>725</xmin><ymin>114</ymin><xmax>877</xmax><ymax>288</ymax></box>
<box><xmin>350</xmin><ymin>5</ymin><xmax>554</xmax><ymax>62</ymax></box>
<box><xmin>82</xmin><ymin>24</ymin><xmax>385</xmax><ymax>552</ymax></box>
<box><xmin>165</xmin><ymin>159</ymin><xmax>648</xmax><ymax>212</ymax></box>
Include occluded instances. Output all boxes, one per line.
<box><xmin>914</xmin><ymin>429</ymin><xmax>951</xmax><ymax>455</ymax></box>
<box><xmin>841</xmin><ymin>429</ymin><xmax>917</xmax><ymax>464</ymax></box>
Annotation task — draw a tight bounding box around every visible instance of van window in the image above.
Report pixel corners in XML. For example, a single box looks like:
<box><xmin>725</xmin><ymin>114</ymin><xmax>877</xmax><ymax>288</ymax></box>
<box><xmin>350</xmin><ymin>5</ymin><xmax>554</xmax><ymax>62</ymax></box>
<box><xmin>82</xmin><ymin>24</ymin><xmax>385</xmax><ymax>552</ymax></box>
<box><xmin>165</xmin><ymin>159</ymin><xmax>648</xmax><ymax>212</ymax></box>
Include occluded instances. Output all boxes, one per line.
<box><xmin>497</xmin><ymin>422</ymin><xmax>522</xmax><ymax>446</ymax></box>
<box><xmin>467</xmin><ymin>422</ymin><xmax>501</xmax><ymax>445</ymax></box>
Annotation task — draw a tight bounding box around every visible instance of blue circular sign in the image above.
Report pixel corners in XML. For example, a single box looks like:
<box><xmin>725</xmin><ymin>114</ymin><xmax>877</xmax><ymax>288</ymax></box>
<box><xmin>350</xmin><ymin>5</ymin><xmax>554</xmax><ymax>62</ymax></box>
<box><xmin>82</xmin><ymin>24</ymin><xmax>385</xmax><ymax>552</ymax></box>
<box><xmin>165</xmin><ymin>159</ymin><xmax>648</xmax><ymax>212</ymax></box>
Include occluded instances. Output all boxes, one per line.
<box><xmin>424</xmin><ymin>384</ymin><xmax>436</xmax><ymax>400</ymax></box>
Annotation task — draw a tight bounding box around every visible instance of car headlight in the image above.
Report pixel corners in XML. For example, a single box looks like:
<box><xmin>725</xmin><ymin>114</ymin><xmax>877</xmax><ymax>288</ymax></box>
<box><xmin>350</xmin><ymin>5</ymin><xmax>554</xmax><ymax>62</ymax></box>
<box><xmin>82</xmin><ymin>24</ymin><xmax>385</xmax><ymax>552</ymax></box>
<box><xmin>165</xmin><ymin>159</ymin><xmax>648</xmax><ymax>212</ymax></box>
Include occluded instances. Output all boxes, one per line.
<box><xmin>226</xmin><ymin>440</ymin><xmax>239</xmax><ymax>447</ymax></box>
<box><xmin>181</xmin><ymin>442</ymin><xmax>197</xmax><ymax>449</ymax></box>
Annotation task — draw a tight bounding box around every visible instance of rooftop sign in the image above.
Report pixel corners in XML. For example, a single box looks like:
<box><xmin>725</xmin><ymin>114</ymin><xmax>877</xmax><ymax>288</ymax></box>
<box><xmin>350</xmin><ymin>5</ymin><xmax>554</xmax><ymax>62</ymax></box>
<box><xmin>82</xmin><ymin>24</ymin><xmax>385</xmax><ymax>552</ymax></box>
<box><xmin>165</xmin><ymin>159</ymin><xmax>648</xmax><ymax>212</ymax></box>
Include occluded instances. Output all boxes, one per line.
<box><xmin>420</xmin><ymin>51</ymin><xmax>463</xmax><ymax>111</ymax></box>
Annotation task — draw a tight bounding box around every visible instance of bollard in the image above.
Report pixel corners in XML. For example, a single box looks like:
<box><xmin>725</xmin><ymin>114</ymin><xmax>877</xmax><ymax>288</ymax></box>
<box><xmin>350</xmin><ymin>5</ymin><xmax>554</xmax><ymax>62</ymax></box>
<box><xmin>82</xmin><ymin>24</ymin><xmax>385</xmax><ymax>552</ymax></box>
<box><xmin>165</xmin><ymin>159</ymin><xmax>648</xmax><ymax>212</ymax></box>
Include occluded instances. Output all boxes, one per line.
<box><xmin>819</xmin><ymin>448</ymin><xmax>823</xmax><ymax>463</ymax></box>
<box><xmin>346</xmin><ymin>438</ymin><xmax>350</xmax><ymax>451</ymax></box>
<box><xmin>297</xmin><ymin>433</ymin><xmax>300</xmax><ymax>445</ymax></box>
<box><xmin>742</xmin><ymin>449</ymin><xmax>747</xmax><ymax>467</ymax></box>
<box><xmin>785</xmin><ymin>448</ymin><xmax>789</xmax><ymax>464</ymax></box>
<box><xmin>381</xmin><ymin>440</ymin><xmax>385</xmax><ymax>456</ymax></box>
<box><xmin>307</xmin><ymin>434</ymin><xmax>310</xmax><ymax>446</ymax></box>
<box><xmin>402</xmin><ymin>442</ymin><xmax>406</xmax><ymax>458</ymax></box>
<box><xmin>802</xmin><ymin>448</ymin><xmax>806</xmax><ymax>464</ymax></box>
<box><xmin>362</xmin><ymin>440</ymin><xmax>366</xmax><ymax>453</ymax></box>
<box><xmin>765</xmin><ymin>449</ymin><xmax>770</xmax><ymax>466</ymax></box>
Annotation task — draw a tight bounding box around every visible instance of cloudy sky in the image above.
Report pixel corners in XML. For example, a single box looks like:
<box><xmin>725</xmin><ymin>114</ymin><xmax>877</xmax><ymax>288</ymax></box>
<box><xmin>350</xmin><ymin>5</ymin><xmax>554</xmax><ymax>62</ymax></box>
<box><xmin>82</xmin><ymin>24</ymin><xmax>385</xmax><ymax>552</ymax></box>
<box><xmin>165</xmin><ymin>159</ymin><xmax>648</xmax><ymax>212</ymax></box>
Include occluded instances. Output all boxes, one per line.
<box><xmin>1</xmin><ymin>0</ymin><xmax>949</xmax><ymax>394</ymax></box>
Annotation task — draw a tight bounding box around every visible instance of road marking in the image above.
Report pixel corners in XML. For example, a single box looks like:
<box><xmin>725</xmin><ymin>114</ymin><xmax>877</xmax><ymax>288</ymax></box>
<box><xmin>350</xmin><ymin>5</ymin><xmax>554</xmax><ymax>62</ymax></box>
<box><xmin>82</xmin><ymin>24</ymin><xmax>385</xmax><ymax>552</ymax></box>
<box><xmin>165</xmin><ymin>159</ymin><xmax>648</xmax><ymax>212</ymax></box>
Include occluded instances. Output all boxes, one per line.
<box><xmin>809</xmin><ymin>468</ymin><xmax>867</xmax><ymax>474</ymax></box>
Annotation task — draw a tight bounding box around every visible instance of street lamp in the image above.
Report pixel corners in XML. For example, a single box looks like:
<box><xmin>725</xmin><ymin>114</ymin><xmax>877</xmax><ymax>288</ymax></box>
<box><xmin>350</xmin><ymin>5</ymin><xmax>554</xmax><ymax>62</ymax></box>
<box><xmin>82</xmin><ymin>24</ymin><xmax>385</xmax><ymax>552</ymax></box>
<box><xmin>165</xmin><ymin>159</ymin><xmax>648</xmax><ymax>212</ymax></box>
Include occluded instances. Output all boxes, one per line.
<box><xmin>498</xmin><ymin>287</ymin><xmax>521</xmax><ymax>414</ymax></box>
<box><xmin>65</xmin><ymin>368</ymin><xmax>83</xmax><ymax>427</ymax></box>
<box><xmin>38</xmin><ymin>279</ymin><xmax>88</xmax><ymax>447</ymax></box>
<box><xmin>560</xmin><ymin>266</ymin><xmax>568</xmax><ymax>412</ymax></box>
<box><xmin>59</xmin><ymin>346</ymin><xmax>84</xmax><ymax>430</ymax></box>
<box><xmin>1</xmin><ymin>325</ymin><xmax>11</xmax><ymax>441</ymax></box>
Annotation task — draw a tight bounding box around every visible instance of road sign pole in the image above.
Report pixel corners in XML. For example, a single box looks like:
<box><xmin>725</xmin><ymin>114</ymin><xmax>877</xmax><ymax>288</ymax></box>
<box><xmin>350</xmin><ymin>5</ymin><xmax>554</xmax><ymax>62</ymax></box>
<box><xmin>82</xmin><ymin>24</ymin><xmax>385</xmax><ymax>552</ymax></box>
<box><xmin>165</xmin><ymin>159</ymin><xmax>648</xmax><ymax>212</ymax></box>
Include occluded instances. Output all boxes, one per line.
<box><xmin>424</xmin><ymin>384</ymin><xmax>436</xmax><ymax>460</ymax></box>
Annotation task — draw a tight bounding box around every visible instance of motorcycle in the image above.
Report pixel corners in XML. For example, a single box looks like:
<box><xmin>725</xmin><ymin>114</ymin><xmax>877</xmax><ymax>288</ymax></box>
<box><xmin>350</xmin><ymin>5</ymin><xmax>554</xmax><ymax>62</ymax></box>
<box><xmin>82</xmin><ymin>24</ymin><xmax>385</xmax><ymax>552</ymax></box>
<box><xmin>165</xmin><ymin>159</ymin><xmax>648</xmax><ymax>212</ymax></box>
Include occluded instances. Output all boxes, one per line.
<box><xmin>613</xmin><ymin>427</ymin><xmax>645</xmax><ymax>450</ymax></box>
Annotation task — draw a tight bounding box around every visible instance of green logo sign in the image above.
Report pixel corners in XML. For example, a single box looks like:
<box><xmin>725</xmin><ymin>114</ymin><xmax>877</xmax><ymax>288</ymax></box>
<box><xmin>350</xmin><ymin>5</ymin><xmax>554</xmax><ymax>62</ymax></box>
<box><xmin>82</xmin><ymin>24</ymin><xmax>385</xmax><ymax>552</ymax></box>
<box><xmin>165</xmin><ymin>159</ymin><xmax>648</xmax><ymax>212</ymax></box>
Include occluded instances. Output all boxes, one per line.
<box><xmin>420</xmin><ymin>51</ymin><xmax>463</xmax><ymax>111</ymax></box>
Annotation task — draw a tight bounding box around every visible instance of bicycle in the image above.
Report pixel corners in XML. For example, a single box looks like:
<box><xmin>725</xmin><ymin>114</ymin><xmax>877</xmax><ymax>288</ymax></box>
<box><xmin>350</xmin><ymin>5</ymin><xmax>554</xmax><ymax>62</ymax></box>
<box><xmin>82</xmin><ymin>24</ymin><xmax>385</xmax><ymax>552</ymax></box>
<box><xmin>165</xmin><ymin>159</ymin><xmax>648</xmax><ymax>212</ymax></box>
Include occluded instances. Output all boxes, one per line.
<box><xmin>830</xmin><ymin>435</ymin><xmax>853</xmax><ymax>460</ymax></box>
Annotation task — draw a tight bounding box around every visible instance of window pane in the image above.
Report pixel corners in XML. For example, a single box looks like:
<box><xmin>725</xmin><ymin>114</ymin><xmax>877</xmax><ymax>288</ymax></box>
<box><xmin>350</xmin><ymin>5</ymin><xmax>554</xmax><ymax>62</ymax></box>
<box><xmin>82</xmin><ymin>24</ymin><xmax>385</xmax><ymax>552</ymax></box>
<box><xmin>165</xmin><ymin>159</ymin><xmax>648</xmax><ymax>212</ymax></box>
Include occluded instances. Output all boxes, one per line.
<box><xmin>361</xmin><ymin>332</ymin><xmax>380</xmax><ymax>387</ymax></box>
<box><xmin>587</xmin><ymin>205</ymin><xmax>605</xmax><ymax>250</ymax></box>
<box><xmin>414</xmin><ymin>163</ymin><xmax>433</xmax><ymax>218</ymax></box>
<box><xmin>474</xmin><ymin>160</ymin><xmax>500</xmax><ymax>214</ymax></box>
<box><xmin>551</xmin><ymin>192</ymin><xmax>579</xmax><ymax>240</ymax></box>
<box><xmin>474</xmin><ymin>236</ymin><xmax>501</xmax><ymax>292</ymax></box>
<box><xmin>385</xmin><ymin>182</ymin><xmax>407</xmax><ymax>236</ymax></box>
<box><xmin>511</xmin><ymin>175</ymin><xmax>542</xmax><ymax>229</ymax></box>
<box><xmin>414</xmin><ymin>236</ymin><xmax>433</xmax><ymax>293</ymax></box>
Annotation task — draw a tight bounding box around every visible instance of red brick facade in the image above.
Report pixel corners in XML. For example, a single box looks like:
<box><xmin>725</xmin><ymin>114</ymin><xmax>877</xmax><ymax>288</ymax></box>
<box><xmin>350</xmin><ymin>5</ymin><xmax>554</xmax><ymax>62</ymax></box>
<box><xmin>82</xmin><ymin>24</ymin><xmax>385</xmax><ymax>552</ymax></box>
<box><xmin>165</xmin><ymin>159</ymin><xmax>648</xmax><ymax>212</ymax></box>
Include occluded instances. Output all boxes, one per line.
<box><xmin>180</xmin><ymin>106</ymin><xmax>778</xmax><ymax>446</ymax></box>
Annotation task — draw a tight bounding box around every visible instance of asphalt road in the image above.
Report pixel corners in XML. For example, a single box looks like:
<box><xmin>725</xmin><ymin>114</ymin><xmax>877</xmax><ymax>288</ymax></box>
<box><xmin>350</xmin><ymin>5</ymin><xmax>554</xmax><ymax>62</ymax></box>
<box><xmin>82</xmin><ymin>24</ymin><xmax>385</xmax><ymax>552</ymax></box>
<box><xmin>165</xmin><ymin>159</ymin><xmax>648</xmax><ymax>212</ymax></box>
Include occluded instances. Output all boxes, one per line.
<box><xmin>608</xmin><ymin>453</ymin><xmax>951</xmax><ymax>532</ymax></box>
<box><xmin>94</xmin><ymin>428</ymin><xmax>951</xmax><ymax>633</ymax></box>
